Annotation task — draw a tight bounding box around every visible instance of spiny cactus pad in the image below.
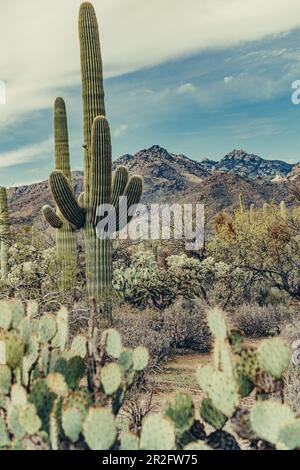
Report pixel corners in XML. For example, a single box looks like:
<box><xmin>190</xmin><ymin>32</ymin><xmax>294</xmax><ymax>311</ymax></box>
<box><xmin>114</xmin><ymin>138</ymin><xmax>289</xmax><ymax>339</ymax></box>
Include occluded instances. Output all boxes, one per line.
<box><xmin>200</xmin><ymin>398</ymin><xmax>227</xmax><ymax>430</ymax></box>
<box><xmin>71</xmin><ymin>335</ymin><xmax>87</xmax><ymax>359</ymax></box>
<box><xmin>46</xmin><ymin>373</ymin><xmax>68</xmax><ymax>397</ymax></box>
<box><xmin>278</xmin><ymin>421</ymin><xmax>300</xmax><ymax>450</ymax></box>
<box><xmin>0</xmin><ymin>364</ymin><xmax>11</xmax><ymax>395</ymax></box>
<box><xmin>102</xmin><ymin>329</ymin><xmax>122</xmax><ymax>358</ymax></box>
<box><xmin>250</xmin><ymin>401</ymin><xmax>295</xmax><ymax>445</ymax></box>
<box><xmin>207</xmin><ymin>308</ymin><xmax>227</xmax><ymax>340</ymax></box>
<box><xmin>83</xmin><ymin>408</ymin><xmax>116</xmax><ymax>450</ymax></box>
<box><xmin>140</xmin><ymin>414</ymin><xmax>175</xmax><ymax>450</ymax></box>
<box><xmin>257</xmin><ymin>338</ymin><xmax>290</xmax><ymax>378</ymax></box>
<box><xmin>132</xmin><ymin>346</ymin><xmax>149</xmax><ymax>371</ymax></box>
<box><xmin>19</xmin><ymin>404</ymin><xmax>41</xmax><ymax>435</ymax></box>
<box><xmin>38</xmin><ymin>314</ymin><xmax>57</xmax><ymax>343</ymax></box>
<box><xmin>165</xmin><ymin>392</ymin><xmax>195</xmax><ymax>434</ymax></box>
<box><xmin>101</xmin><ymin>363</ymin><xmax>122</xmax><ymax>395</ymax></box>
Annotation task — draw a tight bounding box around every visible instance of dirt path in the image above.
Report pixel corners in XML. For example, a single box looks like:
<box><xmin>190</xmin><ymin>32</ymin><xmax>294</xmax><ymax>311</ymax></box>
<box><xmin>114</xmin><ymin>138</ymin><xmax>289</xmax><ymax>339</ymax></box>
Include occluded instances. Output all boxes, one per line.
<box><xmin>150</xmin><ymin>352</ymin><xmax>209</xmax><ymax>410</ymax></box>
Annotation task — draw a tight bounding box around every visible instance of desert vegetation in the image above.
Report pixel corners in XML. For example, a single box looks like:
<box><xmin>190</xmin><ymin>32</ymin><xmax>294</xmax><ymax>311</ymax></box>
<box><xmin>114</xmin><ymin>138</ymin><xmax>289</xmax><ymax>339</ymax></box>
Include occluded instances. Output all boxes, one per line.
<box><xmin>1</xmin><ymin>1</ymin><xmax>300</xmax><ymax>452</ymax></box>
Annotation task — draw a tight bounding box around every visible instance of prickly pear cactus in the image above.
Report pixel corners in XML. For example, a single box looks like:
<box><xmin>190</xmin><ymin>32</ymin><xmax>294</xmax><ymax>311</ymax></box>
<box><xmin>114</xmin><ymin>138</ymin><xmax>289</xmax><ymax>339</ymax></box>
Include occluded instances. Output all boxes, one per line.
<box><xmin>0</xmin><ymin>298</ymin><xmax>149</xmax><ymax>450</ymax></box>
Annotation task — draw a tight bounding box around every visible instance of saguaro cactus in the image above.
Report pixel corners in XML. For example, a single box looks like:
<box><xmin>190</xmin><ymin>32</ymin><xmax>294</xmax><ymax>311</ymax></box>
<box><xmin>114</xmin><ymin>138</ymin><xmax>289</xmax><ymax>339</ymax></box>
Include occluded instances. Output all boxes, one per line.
<box><xmin>48</xmin><ymin>3</ymin><xmax>143</xmax><ymax>319</ymax></box>
<box><xmin>0</xmin><ymin>187</ymin><xmax>10</xmax><ymax>281</ymax></box>
<box><xmin>42</xmin><ymin>98</ymin><xmax>77</xmax><ymax>290</ymax></box>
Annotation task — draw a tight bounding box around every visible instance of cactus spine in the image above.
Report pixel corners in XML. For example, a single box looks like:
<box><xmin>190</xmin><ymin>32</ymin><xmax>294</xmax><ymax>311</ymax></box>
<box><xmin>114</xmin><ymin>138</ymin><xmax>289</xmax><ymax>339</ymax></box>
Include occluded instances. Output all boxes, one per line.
<box><xmin>42</xmin><ymin>99</ymin><xmax>77</xmax><ymax>290</ymax></box>
<box><xmin>0</xmin><ymin>187</ymin><xmax>10</xmax><ymax>281</ymax></box>
<box><xmin>48</xmin><ymin>3</ymin><xmax>143</xmax><ymax>319</ymax></box>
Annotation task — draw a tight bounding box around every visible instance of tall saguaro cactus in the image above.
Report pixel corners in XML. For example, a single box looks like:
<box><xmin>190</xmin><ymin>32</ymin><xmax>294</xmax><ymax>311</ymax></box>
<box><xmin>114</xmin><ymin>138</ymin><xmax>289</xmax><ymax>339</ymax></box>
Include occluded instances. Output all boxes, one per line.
<box><xmin>0</xmin><ymin>187</ymin><xmax>10</xmax><ymax>281</ymax></box>
<box><xmin>48</xmin><ymin>2</ymin><xmax>143</xmax><ymax>319</ymax></box>
<box><xmin>42</xmin><ymin>98</ymin><xmax>77</xmax><ymax>291</ymax></box>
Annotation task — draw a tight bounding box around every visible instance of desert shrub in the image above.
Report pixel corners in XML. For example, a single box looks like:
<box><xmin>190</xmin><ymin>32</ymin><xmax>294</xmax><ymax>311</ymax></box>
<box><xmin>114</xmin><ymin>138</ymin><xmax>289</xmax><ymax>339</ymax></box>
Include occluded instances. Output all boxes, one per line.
<box><xmin>284</xmin><ymin>367</ymin><xmax>300</xmax><ymax>413</ymax></box>
<box><xmin>232</xmin><ymin>303</ymin><xmax>292</xmax><ymax>338</ymax></box>
<box><xmin>162</xmin><ymin>298</ymin><xmax>211</xmax><ymax>352</ymax></box>
<box><xmin>210</xmin><ymin>206</ymin><xmax>300</xmax><ymax>302</ymax></box>
<box><xmin>113</xmin><ymin>306</ymin><xmax>172</xmax><ymax>370</ymax></box>
<box><xmin>281</xmin><ymin>315</ymin><xmax>300</xmax><ymax>345</ymax></box>
<box><xmin>113</xmin><ymin>247</ymin><xmax>249</xmax><ymax>310</ymax></box>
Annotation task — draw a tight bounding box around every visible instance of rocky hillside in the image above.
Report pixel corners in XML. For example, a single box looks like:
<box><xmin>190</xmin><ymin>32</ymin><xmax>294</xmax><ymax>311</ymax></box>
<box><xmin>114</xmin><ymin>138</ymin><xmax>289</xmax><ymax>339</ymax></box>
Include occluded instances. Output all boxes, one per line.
<box><xmin>201</xmin><ymin>149</ymin><xmax>294</xmax><ymax>180</ymax></box>
<box><xmin>7</xmin><ymin>145</ymin><xmax>295</xmax><ymax>226</ymax></box>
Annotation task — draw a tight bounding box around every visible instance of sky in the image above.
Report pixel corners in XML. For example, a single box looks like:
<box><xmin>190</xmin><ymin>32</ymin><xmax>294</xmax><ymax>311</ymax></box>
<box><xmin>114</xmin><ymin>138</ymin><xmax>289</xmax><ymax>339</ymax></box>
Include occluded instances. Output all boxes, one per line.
<box><xmin>2</xmin><ymin>0</ymin><xmax>300</xmax><ymax>186</ymax></box>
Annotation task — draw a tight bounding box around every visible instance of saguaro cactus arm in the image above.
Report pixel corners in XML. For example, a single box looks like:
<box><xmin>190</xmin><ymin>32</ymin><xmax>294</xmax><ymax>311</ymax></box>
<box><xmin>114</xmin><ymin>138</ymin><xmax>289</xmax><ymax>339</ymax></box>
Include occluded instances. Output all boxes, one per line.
<box><xmin>78</xmin><ymin>193</ymin><xmax>85</xmax><ymax>208</ymax></box>
<box><xmin>89</xmin><ymin>116</ymin><xmax>112</xmax><ymax>226</ymax></box>
<box><xmin>114</xmin><ymin>175</ymin><xmax>143</xmax><ymax>231</ymax></box>
<box><xmin>49</xmin><ymin>171</ymin><xmax>86</xmax><ymax>229</ymax></box>
<box><xmin>111</xmin><ymin>166</ymin><xmax>129</xmax><ymax>207</ymax></box>
<box><xmin>42</xmin><ymin>205</ymin><xmax>63</xmax><ymax>229</ymax></box>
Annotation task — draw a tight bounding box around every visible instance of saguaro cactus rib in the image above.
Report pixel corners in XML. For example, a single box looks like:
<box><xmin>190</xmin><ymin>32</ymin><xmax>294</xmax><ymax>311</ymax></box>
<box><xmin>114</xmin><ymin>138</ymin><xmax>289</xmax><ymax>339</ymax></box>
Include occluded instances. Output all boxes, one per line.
<box><xmin>42</xmin><ymin>206</ymin><xmax>63</xmax><ymax>229</ymax></box>
<box><xmin>89</xmin><ymin>116</ymin><xmax>112</xmax><ymax>226</ymax></box>
<box><xmin>49</xmin><ymin>171</ymin><xmax>85</xmax><ymax>230</ymax></box>
<box><xmin>0</xmin><ymin>187</ymin><xmax>10</xmax><ymax>281</ymax></box>
<box><xmin>79</xmin><ymin>2</ymin><xmax>105</xmax><ymax>207</ymax></box>
<box><xmin>111</xmin><ymin>167</ymin><xmax>129</xmax><ymax>208</ymax></box>
<box><xmin>113</xmin><ymin>176</ymin><xmax>143</xmax><ymax>232</ymax></box>
<box><xmin>54</xmin><ymin>98</ymin><xmax>72</xmax><ymax>180</ymax></box>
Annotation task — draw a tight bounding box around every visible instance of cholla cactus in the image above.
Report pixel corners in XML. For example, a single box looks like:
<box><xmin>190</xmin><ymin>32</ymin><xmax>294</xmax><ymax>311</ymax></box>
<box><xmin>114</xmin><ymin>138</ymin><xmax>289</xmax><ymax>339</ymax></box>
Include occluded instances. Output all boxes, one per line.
<box><xmin>42</xmin><ymin>98</ymin><xmax>77</xmax><ymax>291</ymax></box>
<box><xmin>0</xmin><ymin>187</ymin><xmax>10</xmax><ymax>281</ymax></box>
<box><xmin>48</xmin><ymin>3</ymin><xmax>142</xmax><ymax>319</ymax></box>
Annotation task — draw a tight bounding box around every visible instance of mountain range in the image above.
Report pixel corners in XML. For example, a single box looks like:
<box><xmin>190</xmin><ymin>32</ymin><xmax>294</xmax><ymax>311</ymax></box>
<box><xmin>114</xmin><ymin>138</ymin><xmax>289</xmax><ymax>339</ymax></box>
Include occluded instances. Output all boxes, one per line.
<box><xmin>7</xmin><ymin>146</ymin><xmax>296</xmax><ymax>226</ymax></box>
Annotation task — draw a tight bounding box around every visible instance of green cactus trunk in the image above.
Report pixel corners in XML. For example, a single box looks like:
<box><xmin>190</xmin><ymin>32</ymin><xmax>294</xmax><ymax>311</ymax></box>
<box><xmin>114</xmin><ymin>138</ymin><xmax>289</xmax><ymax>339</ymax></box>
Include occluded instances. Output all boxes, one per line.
<box><xmin>43</xmin><ymin>98</ymin><xmax>77</xmax><ymax>291</ymax></box>
<box><xmin>0</xmin><ymin>187</ymin><xmax>10</xmax><ymax>281</ymax></box>
<box><xmin>54</xmin><ymin>98</ymin><xmax>77</xmax><ymax>291</ymax></box>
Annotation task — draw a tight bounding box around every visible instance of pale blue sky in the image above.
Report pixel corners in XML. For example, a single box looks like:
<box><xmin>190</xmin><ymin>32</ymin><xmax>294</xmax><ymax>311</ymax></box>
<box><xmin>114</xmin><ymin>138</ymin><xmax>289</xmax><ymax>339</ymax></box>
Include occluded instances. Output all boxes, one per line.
<box><xmin>1</xmin><ymin>0</ymin><xmax>300</xmax><ymax>186</ymax></box>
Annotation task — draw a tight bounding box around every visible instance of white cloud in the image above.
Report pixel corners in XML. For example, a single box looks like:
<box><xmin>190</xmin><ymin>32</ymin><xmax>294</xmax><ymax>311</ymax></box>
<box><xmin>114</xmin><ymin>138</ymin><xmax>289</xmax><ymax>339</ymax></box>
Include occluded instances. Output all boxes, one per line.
<box><xmin>177</xmin><ymin>83</ymin><xmax>197</xmax><ymax>94</ymax></box>
<box><xmin>0</xmin><ymin>138</ymin><xmax>52</xmax><ymax>169</ymax></box>
<box><xmin>1</xmin><ymin>0</ymin><xmax>300</xmax><ymax>127</ymax></box>
<box><xmin>113</xmin><ymin>124</ymin><xmax>128</xmax><ymax>137</ymax></box>
<box><xmin>224</xmin><ymin>76</ymin><xmax>234</xmax><ymax>84</ymax></box>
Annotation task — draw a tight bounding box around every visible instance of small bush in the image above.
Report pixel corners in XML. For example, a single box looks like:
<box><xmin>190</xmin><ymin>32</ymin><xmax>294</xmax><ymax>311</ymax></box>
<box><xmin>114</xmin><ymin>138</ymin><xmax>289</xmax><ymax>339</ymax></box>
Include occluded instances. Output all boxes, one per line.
<box><xmin>232</xmin><ymin>303</ymin><xmax>292</xmax><ymax>338</ymax></box>
<box><xmin>284</xmin><ymin>367</ymin><xmax>300</xmax><ymax>413</ymax></box>
<box><xmin>163</xmin><ymin>298</ymin><xmax>211</xmax><ymax>352</ymax></box>
<box><xmin>281</xmin><ymin>315</ymin><xmax>300</xmax><ymax>345</ymax></box>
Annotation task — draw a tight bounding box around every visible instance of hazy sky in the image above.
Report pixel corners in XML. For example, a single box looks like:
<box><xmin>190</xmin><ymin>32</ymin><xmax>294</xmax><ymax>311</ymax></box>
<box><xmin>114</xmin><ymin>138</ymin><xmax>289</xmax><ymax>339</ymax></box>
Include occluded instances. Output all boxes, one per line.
<box><xmin>1</xmin><ymin>0</ymin><xmax>300</xmax><ymax>186</ymax></box>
